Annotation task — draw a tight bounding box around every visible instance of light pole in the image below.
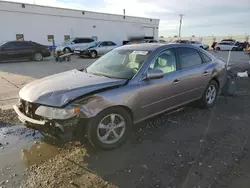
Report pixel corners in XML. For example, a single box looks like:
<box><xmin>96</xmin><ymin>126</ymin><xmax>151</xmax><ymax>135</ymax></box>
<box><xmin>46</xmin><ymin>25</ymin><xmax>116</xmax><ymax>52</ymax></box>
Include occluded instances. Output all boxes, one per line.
<box><xmin>178</xmin><ymin>14</ymin><xmax>184</xmax><ymax>37</ymax></box>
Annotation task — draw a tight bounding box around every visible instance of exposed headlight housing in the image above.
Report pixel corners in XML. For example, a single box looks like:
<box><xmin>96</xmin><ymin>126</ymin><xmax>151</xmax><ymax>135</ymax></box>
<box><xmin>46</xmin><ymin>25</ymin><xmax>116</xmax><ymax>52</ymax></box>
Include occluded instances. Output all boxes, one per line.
<box><xmin>35</xmin><ymin>106</ymin><xmax>80</xmax><ymax>120</ymax></box>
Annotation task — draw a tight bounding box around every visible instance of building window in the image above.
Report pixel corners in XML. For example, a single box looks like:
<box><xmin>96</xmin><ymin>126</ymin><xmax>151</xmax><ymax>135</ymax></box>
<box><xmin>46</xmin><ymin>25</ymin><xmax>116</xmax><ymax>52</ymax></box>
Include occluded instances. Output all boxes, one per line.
<box><xmin>47</xmin><ymin>35</ymin><xmax>54</xmax><ymax>42</ymax></box>
<box><xmin>64</xmin><ymin>35</ymin><xmax>70</xmax><ymax>41</ymax></box>
<box><xmin>21</xmin><ymin>4</ymin><xmax>25</xmax><ymax>8</ymax></box>
<box><xmin>16</xmin><ymin>34</ymin><xmax>24</xmax><ymax>41</ymax></box>
<box><xmin>82</xmin><ymin>11</ymin><xmax>85</xmax><ymax>15</ymax></box>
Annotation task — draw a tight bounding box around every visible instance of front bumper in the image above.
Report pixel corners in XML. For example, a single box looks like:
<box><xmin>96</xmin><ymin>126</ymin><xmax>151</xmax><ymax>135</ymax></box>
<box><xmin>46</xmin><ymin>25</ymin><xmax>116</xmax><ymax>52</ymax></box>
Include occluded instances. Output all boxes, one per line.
<box><xmin>13</xmin><ymin>105</ymin><xmax>46</xmax><ymax>125</ymax></box>
<box><xmin>42</xmin><ymin>51</ymin><xmax>52</xmax><ymax>57</ymax></box>
<box><xmin>13</xmin><ymin>104</ymin><xmax>80</xmax><ymax>135</ymax></box>
<box><xmin>74</xmin><ymin>50</ymin><xmax>90</xmax><ymax>56</ymax></box>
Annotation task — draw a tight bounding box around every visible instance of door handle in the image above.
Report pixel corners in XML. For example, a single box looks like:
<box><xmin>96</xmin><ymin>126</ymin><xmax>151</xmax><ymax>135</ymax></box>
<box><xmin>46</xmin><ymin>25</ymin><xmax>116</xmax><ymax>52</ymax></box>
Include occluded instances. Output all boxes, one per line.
<box><xmin>172</xmin><ymin>79</ymin><xmax>180</xmax><ymax>85</ymax></box>
<box><xmin>203</xmin><ymin>71</ymin><xmax>210</xmax><ymax>76</ymax></box>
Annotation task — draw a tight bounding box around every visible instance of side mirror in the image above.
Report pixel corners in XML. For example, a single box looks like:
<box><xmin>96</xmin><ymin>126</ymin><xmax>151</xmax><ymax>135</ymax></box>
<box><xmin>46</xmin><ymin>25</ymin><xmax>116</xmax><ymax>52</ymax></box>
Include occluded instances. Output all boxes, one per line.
<box><xmin>144</xmin><ymin>69</ymin><xmax>164</xmax><ymax>80</ymax></box>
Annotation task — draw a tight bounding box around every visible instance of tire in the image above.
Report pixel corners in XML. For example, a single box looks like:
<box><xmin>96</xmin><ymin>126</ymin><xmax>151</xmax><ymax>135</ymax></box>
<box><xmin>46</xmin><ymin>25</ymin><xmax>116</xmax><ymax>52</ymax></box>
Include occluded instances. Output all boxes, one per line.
<box><xmin>199</xmin><ymin>80</ymin><xmax>219</xmax><ymax>108</ymax></box>
<box><xmin>90</xmin><ymin>50</ymin><xmax>98</xmax><ymax>58</ymax></box>
<box><xmin>86</xmin><ymin>107</ymin><xmax>132</xmax><ymax>150</ymax></box>
<box><xmin>232</xmin><ymin>47</ymin><xmax>237</xmax><ymax>51</ymax></box>
<box><xmin>33</xmin><ymin>52</ymin><xmax>43</xmax><ymax>61</ymax></box>
<box><xmin>63</xmin><ymin>47</ymin><xmax>72</xmax><ymax>53</ymax></box>
<box><xmin>216</xmin><ymin>47</ymin><xmax>220</xmax><ymax>51</ymax></box>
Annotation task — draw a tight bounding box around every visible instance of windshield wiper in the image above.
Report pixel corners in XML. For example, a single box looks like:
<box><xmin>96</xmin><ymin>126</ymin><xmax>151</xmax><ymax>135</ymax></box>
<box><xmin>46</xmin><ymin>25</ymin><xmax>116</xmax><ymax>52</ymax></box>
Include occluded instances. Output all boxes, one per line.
<box><xmin>90</xmin><ymin>72</ymin><xmax>118</xmax><ymax>79</ymax></box>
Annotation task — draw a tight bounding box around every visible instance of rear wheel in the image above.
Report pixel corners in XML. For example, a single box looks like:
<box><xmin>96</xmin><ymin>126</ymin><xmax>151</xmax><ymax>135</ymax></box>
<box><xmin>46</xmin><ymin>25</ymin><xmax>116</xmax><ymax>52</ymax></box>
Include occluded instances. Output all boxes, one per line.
<box><xmin>33</xmin><ymin>52</ymin><xmax>43</xmax><ymax>61</ymax></box>
<box><xmin>199</xmin><ymin>80</ymin><xmax>219</xmax><ymax>108</ymax></box>
<box><xmin>216</xmin><ymin>47</ymin><xmax>220</xmax><ymax>51</ymax></box>
<box><xmin>86</xmin><ymin>107</ymin><xmax>132</xmax><ymax>150</ymax></box>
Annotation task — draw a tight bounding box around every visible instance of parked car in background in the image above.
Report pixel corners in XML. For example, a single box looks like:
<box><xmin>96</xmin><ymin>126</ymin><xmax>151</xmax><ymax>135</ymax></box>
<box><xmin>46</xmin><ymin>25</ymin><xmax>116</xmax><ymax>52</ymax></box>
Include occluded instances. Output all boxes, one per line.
<box><xmin>233</xmin><ymin>41</ymin><xmax>245</xmax><ymax>51</ymax></box>
<box><xmin>126</xmin><ymin>39</ymin><xmax>160</xmax><ymax>45</ymax></box>
<box><xmin>190</xmin><ymin>41</ymin><xmax>209</xmax><ymax>50</ymax></box>
<box><xmin>141</xmin><ymin>39</ymin><xmax>160</xmax><ymax>43</ymax></box>
<box><xmin>55</xmin><ymin>37</ymin><xmax>95</xmax><ymax>53</ymax></box>
<box><xmin>14</xmin><ymin>43</ymin><xmax>227</xmax><ymax>149</ymax></box>
<box><xmin>215</xmin><ymin>41</ymin><xmax>239</xmax><ymax>51</ymax></box>
<box><xmin>0</xmin><ymin>41</ymin><xmax>51</xmax><ymax>62</ymax></box>
<box><xmin>158</xmin><ymin>39</ymin><xmax>169</xmax><ymax>43</ymax></box>
<box><xmin>74</xmin><ymin>41</ymin><xmax>117</xmax><ymax>58</ymax></box>
<box><xmin>221</xmin><ymin>39</ymin><xmax>236</xmax><ymax>43</ymax></box>
<box><xmin>172</xmin><ymin>40</ymin><xmax>191</xmax><ymax>44</ymax></box>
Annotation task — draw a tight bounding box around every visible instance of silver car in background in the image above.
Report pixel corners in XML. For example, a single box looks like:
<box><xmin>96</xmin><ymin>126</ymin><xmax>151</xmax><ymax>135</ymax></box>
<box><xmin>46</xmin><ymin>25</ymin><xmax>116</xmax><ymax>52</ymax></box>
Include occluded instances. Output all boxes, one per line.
<box><xmin>13</xmin><ymin>43</ymin><xmax>227</xmax><ymax>150</ymax></box>
<box><xmin>55</xmin><ymin>37</ymin><xmax>95</xmax><ymax>53</ymax></box>
<box><xmin>74</xmin><ymin>41</ymin><xmax>118</xmax><ymax>58</ymax></box>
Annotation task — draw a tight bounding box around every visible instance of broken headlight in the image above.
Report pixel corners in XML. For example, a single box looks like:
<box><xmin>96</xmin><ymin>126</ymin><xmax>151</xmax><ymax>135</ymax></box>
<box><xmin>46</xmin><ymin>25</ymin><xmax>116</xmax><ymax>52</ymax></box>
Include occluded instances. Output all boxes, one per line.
<box><xmin>35</xmin><ymin>106</ymin><xmax>80</xmax><ymax>120</ymax></box>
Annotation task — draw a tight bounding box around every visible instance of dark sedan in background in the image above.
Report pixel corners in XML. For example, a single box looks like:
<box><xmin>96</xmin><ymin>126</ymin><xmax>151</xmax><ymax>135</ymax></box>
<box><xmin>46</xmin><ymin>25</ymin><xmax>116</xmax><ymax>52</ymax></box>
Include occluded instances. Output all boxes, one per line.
<box><xmin>0</xmin><ymin>41</ymin><xmax>51</xmax><ymax>62</ymax></box>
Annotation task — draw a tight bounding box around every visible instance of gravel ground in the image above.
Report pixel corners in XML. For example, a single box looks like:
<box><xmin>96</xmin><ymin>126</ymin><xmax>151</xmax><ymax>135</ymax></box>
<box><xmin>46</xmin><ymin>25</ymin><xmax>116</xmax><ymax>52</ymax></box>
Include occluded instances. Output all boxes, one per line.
<box><xmin>0</xmin><ymin>109</ymin><xmax>19</xmax><ymax>126</ymax></box>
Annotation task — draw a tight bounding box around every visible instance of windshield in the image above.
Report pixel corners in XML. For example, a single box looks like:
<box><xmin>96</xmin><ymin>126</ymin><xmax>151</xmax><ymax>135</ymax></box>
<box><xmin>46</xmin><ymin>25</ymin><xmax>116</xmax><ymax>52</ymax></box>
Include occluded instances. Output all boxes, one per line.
<box><xmin>86</xmin><ymin>49</ymin><xmax>151</xmax><ymax>79</ymax></box>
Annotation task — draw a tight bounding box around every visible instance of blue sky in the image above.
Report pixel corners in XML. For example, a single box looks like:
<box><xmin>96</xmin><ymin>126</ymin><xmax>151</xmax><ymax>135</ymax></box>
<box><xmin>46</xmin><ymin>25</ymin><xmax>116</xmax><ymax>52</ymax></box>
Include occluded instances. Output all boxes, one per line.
<box><xmin>4</xmin><ymin>0</ymin><xmax>250</xmax><ymax>37</ymax></box>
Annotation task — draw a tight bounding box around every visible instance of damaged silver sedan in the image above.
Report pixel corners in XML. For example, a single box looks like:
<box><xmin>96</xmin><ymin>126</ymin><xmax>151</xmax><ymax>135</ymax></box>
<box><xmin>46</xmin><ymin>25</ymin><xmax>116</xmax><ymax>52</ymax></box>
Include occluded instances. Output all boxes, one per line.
<box><xmin>13</xmin><ymin>43</ymin><xmax>227</xmax><ymax>149</ymax></box>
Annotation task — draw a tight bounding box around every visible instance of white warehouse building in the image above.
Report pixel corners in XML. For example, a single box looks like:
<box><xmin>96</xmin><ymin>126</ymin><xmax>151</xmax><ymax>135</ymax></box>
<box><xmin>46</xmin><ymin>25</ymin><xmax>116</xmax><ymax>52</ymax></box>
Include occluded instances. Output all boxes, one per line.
<box><xmin>0</xmin><ymin>1</ymin><xmax>160</xmax><ymax>46</ymax></box>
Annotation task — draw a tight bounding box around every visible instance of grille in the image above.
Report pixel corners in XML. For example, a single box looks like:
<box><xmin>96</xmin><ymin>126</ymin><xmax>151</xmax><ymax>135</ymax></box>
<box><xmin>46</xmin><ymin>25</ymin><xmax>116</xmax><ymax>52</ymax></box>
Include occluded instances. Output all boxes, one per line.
<box><xmin>20</xmin><ymin>99</ymin><xmax>40</xmax><ymax>119</ymax></box>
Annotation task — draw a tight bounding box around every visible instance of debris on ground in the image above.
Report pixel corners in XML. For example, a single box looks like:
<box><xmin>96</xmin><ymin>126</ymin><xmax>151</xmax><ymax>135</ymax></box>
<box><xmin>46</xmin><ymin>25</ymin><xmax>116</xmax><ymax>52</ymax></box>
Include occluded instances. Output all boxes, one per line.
<box><xmin>0</xmin><ymin>109</ymin><xmax>19</xmax><ymax>126</ymax></box>
<box><xmin>22</xmin><ymin>144</ymin><xmax>117</xmax><ymax>188</ymax></box>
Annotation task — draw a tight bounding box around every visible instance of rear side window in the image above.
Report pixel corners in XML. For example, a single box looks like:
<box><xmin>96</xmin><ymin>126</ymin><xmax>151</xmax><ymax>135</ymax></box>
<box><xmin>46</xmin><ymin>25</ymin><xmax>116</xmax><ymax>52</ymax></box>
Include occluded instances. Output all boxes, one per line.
<box><xmin>22</xmin><ymin>42</ymin><xmax>34</xmax><ymax>47</ymax></box>
<box><xmin>107</xmin><ymin>42</ymin><xmax>116</xmax><ymax>46</ymax></box>
<box><xmin>177</xmin><ymin>47</ymin><xmax>203</xmax><ymax>69</ymax></box>
<box><xmin>2</xmin><ymin>42</ymin><xmax>15</xmax><ymax>49</ymax></box>
<box><xmin>200</xmin><ymin>52</ymin><xmax>212</xmax><ymax>63</ymax></box>
<box><xmin>99</xmin><ymin>42</ymin><xmax>109</xmax><ymax>46</ymax></box>
<box><xmin>79</xmin><ymin>38</ymin><xmax>94</xmax><ymax>43</ymax></box>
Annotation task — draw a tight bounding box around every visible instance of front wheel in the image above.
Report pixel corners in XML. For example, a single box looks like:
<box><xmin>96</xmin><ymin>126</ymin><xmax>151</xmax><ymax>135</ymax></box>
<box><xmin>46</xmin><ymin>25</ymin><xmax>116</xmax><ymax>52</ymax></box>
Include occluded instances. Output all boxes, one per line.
<box><xmin>33</xmin><ymin>52</ymin><xmax>43</xmax><ymax>61</ymax></box>
<box><xmin>199</xmin><ymin>80</ymin><xmax>219</xmax><ymax>108</ymax></box>
<box><xmin>63</xmin><ymin>47</ymin><xmax>71</xmax><ymax>53</ymax></box>
<box><xmin>86</xmin><ymin>107</ymin><xmax>132</xmax><ymax>150</ymax></box>
<box><xmin>90</xmin><ymin>51</ymin><xmax>98</xmax><ymax>58</ymax></box>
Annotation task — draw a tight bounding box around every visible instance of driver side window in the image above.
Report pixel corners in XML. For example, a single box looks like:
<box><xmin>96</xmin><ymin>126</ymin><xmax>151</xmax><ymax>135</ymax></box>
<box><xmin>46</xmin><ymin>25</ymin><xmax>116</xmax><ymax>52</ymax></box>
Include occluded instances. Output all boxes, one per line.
<box><xmin>149</xmin><ymin>49</ymin><xmax>177</xmax><ymax>74</ymax></box>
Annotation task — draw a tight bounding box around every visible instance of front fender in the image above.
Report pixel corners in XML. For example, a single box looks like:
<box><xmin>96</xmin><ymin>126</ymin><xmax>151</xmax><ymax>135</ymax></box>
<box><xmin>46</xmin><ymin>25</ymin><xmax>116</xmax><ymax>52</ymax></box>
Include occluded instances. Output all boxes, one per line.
<box><xmin>73</xmin><ymin>95</ymin><xmax>119</xmax><ymax>118</ymax></box>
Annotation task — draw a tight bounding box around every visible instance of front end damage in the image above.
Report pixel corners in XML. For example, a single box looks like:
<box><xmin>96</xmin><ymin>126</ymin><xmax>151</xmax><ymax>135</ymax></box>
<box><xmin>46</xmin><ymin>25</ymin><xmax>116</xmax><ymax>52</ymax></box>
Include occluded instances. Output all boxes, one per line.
<box><xmin>13</xmin><ymin>99</ymin><xmax>84</xmax><ymax>141</ymax></box>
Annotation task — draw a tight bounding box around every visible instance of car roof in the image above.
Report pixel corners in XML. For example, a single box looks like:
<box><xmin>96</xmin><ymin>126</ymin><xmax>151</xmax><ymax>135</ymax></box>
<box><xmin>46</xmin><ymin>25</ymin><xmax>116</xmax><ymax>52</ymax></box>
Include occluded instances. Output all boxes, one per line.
<box><xmin>116</xmin><ymin>43</ymin><xmax>202</xmax><ymax>51</ymax></box>
<box><xmin>7</xmin><ymin>40</ymin><xmax>32</xmax><ymax>43</ymax></box>
<box><xmin>117</xmin><ymin>43</ymin><xmax>165</xmax><ymax>51</ymax></box>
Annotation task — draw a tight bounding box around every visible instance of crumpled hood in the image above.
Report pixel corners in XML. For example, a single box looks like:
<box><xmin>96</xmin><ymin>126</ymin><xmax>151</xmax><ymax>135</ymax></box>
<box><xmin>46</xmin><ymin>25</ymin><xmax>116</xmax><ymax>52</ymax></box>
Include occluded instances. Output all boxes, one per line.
<box><xmin>19</xmin><ymin>69</ymin><xmax>126</xmax><ymax>107</ymax></box>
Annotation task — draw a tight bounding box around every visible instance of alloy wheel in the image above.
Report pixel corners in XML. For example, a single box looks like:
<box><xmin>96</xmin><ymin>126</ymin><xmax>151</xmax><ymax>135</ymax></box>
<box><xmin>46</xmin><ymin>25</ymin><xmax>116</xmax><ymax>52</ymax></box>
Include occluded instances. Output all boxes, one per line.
<box><xmin>206</xmin><ymin>85</ymin><xmax>216</xmax><ymax>104</ymax></box>
<box><xmin>35</xmin><ymin>53</ymin><xmax>43</xmax><ymax>61</ymax></box>
<box><xmin>97</xmin><ymin>113</ymin><xmax>126</xmax><ymax>145</ymax></box>
<box><xmin>91</xmin><ymin>51</ymin><xmax>97</xmax><ymax>58</ymax></box>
